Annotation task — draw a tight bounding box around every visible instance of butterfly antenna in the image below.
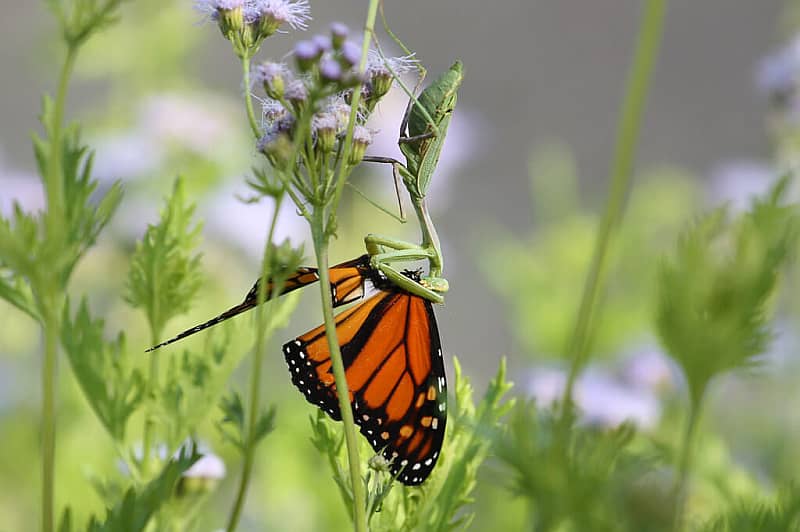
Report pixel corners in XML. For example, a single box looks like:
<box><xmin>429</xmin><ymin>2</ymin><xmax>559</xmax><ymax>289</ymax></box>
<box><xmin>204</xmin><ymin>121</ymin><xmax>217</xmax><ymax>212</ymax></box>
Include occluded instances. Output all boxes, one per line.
<box><xmin>145</xmin><ymin>300</ymin><xmax>255</xmax><ymax>352</ymax></box>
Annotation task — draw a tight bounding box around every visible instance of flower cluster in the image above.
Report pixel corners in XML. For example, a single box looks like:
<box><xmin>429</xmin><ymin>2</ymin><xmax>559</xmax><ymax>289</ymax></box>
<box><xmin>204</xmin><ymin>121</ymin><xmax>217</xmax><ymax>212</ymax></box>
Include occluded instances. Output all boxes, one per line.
<box><xmin>253</xmin><ymin>23</ymin><xmax>416</xmax><ymax>170</ymax></box>
<box><xmin>196</xmin><ymin>0</ymin><xmax>311</xmax><ymax>57</ymax></box>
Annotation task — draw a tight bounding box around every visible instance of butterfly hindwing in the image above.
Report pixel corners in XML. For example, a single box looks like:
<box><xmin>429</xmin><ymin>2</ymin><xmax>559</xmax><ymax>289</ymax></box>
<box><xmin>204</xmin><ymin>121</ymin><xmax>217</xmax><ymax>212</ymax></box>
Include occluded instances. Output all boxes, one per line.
<box><xmin>283</xmin><ymin>284</ymin><xmax>447</xmax><ymax>486</ymax></box>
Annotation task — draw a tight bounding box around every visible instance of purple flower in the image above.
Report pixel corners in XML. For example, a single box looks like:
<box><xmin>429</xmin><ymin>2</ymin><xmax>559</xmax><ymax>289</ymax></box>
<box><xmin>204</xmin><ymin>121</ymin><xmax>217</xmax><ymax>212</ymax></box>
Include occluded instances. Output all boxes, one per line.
<box><xmin>526</xmin><ymin>367</ymin><xmax>662</xmax><ymax>430</ymax></box>
<box><xmin>320</xmin><ymin>57</ymin><xmax>343</xmax><ymax>82</ymax></box>
<box><xmin>183</xmin><ymin>452</ymin><xmax>226</xmax><ymax>480</ymax></box>
<box><xmin>330</xmin><ymin>22</ymin><xmax>348</xmax><ymax>48</ymax></box>
<box><xmin>312</xmin><ymin>34</ymin><xmax>332</xmax><ymax>53</ymax></box>
<box><xmin>756</xmin><ymin>35</ymin><xmax>800</xmax><ymax>102</ymax></box>
<box><xmin>709</xmin><ymin>159</ymin><xmax>775</xmax><ymax>212</ymax></box>
<box><xmin>203</xmin><ymin>184</ymin><xmax>311</xmax><ymax>260</ymax></box>
<box><xmin>366</xmin><ymin>49</ymin><xmax>418</xmax><ymax>79</ymax></box>
<box><xmin>340</xmin><ymin>40</ymin><xmax>362</xmax><ymax>68</ymax></box>
<box><xmin>254</xmin><ymin>61</ymin><xmax>289</xmax><ymax>99</ymax></box>
<box><xmin>195</xmin><ymin>0</ymin><xmax>245</xmax><ymax>20</ymax></box>
<box><xmin>284</xmin><ymin>79</ymin><xmax>308</xmax><ymax>101</ymax></box>
<box><xmin>248</xmin><ymin>0</ymin><xmax>311</xmax><ymax>31</ymax></box>
<box><xmin>352</xmin><ymin>125</ymin><xmax>374</xmax><ymax>145</ymax></box>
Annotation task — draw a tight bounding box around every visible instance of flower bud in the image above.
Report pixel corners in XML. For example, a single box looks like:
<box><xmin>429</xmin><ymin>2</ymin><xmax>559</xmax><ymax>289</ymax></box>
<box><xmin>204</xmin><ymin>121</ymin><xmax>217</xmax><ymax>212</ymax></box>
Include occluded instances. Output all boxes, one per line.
<box><xmin>252</xmin><ymin>0</ymin><xmax>311</xmax><ymax>39</ymax></box>
<box><xmin>348</xmin><ymin>125</ymin><xmax>373</xmax><ymax>165</ymax></box>
<box><xmin>330</xmin><ymin>23</ymin><xmax>348</xmax><ymax>50</ymax></box>
<box><xmin>214</xmin><ymin>0</ymin><xmax>246</xmax><ymax>38</ymax></box>
<box><xmin>255</xmin><ymin>61</ymin><xmax>287</xmax><ymax>100</ymax></box>
<box><xmin>319</xmin><ymin>57</ymin><xmax>343</xmax><ymax>84</ymax></box>
<box><xmin>313</xmin><ymin>113</ymin><xmax>338</xmax><ymax>153</ymax></box>
<box><xmin>369</xmin><ymin>67</ymin><xmax>393</xmax><ymax>100</ymax></box>
<box><xmin>258</xmin><ymin>130</ymin><xmax>293</xmax><ymax>167</ymax></box>
<box><xmin>313</xmin><ymin>34</ymin><xmax>332</xmax><ymax>53</ymax></box>
<box><xmin>285</xmin><ymin>79</ymin><xmax>308</xmax><ymax>113</ymax></box>
<box><xmin>294</xmin><ymin>40</ymin><xmax>320</xmax><ymax>72</ymax></box>
<box><xmin>340</xmin><ymin>40</ymin><xmax>361</xmax><ymax>68</ymax></box>
<box><xmin>178</xmin><ymin>453</ymin><xmax>226</xmax><ymax>496</ymax></box>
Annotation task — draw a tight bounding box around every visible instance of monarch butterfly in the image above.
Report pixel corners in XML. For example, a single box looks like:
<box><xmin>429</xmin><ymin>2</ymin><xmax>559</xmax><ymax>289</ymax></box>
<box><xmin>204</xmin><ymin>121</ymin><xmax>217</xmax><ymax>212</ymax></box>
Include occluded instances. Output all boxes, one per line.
<box><xmin>146</xmin><ymin>255</ymin><xmax>372</xmax><ymax>352</ymax></box>
<box><xmin>147</xmin><ymin>254</ymin><xmax>447</xmax><ymax>485</ymax></box>
<box><xmin>284</xmin><ymin>264</ymin><xmax>446</xmax><ymax>486</ymax></box>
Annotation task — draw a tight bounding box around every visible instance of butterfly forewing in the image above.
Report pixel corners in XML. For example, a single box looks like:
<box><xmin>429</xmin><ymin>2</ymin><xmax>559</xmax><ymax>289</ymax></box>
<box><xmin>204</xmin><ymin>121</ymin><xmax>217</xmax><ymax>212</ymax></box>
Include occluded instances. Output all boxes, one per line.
<box><xmin>147</xmin><ymin>255</ymin><xmax>371</xmax><ymax>352</ymax></box>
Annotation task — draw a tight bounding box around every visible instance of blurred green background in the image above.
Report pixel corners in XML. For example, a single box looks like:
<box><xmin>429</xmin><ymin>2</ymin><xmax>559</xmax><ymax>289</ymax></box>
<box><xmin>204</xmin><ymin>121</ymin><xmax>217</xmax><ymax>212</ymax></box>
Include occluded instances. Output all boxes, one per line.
<box><xmin>1</xmin><ymin>0</ymin><xmax>799</xmax><ymax>530</ymax></box>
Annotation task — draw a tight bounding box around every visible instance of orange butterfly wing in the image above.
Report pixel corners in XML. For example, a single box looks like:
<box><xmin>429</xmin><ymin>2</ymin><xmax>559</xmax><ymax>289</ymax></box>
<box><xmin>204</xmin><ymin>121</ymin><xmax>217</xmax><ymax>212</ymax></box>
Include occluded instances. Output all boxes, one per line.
<box><xmin>147</xmin><ymin>255</ymin><xmax>371</xmax><ymax>351</ymax></box>
<box><xmin>283</xmin><ymin>284</ymin><xmax>447</xmax><ymax>486</ymax></box>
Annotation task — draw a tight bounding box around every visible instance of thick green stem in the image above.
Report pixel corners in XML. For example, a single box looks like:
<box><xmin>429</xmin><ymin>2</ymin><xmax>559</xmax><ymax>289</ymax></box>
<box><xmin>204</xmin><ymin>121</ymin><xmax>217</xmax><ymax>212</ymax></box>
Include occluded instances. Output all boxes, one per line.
<box><xmin>311</xmin><ymin>218</ymin><xmax>368</xmax><ymax>532</ymax></box>
<box><xmin>560</xmin><ymin>0</ymin><xmax>667</xmax><ymax>416</ymax></box>
<box><xmin>38</xmin><ymin>43</ymin><xmax>80</xmax><ymax>532</ymax></box>
<box><xmin>140</xmin><ymin>327</ymin><xmax>162</xmax><ymax>477</ymax></box>
<box><xmin>41</xmin><ymin>308</ymin><xmax>59</xmax><ymax>532</ymax></box>
<box><xmin>672</xmin><ymin>395</ymin><xmax>703</xmax><ymax>532</ymax></box>
<box><xmin>44</xmin><ymin>45</ymin><xmax>77</xmax><ymax>240</ymax></box>
<box><xmin>672</xmin><ymin>392</ymin><xmax>705</xmax><ymax>532</ymax></box>
<box><xmin>226</xmin><ymin>195</ymin><xmax>284</xmax><ymax>532</ymax></box>
<box><xmin>242</xmin><ymin>55</ymin><xmax>261</xmax><ymax>139</ymax></box>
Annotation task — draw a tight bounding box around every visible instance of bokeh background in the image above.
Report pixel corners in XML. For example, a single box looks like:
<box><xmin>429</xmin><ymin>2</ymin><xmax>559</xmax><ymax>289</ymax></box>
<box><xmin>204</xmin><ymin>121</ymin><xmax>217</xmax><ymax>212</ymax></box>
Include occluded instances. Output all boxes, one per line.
<box><xmin>1</xmin><ymin>0</ymin><xmax>798</xmax><ymax>530</ymax></box>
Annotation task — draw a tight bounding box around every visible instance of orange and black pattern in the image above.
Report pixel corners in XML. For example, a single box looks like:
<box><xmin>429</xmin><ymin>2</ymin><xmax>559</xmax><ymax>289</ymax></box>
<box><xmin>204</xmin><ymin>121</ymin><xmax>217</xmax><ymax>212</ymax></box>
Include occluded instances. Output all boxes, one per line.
<box><xmin>283</xmin><ymin>270</ymin><xmax>447</xmax><ymax>486</ymax></box>
<box><xmin>147</xmin><ymin>255</ymin><xmax>372</xmax><ymax>352</ymax></box>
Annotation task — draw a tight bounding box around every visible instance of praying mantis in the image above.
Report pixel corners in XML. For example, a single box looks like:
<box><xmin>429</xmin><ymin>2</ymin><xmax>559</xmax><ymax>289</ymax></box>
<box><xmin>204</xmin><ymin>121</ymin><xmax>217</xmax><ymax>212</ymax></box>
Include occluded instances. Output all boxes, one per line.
<box><xmin>147</xmin><ymin>60</ymin><xmax>462</xmax><ymax>351</ymax></box>
<box><xmin>363</xmin><ymin>60</ymin><xmax>463</xmax><ymax>305</ymax></box>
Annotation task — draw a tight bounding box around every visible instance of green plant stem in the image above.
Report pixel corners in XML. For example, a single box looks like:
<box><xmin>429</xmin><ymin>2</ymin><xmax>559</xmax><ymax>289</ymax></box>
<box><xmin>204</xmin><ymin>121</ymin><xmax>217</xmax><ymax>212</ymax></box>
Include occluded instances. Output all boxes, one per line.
<box><xmin>41</xmin><ymin>307</ymin><xmax>59</xmax><ymax>532</ymax></box>
<box><xmin>141</xmin><ymin>327</ymin><xmax>162</xmax><ymax>477</ymax></box>
<box><xmin>226</xmin><ymin>195</ymin><xmax>284</xmax><ymax>532</ymax></box>
<box><xmin>38</xmin><ymin>43</ymin><xmax>79</xmax><ymax>532</ymax></box>
<box><xmin>672</xmin><ymin>396</ymin><xmax>703</xmax><ymax>532</ymax></box>
<box><xmin>329</xmin><ymin>0</ymin><xmax>380</xmax><ymax>220</ymax></box>
<box><xmin>311</xmin><ymin>217</ymin><xmax>368</xmax><ymax>532</ymax></box>
<box><xmin>559</xmin><ymin>0</ymin><xmax>667</xmax><ymax>416</ymax></box>
<box><xmin>44</xmin><ymin>45</ymin><xmax>77</xmax><ymax>238</ymax></box>
<box><xmin>241</xmin><ymin>55</ymin><xmax>261</xmax><ymax>138</ymax></box>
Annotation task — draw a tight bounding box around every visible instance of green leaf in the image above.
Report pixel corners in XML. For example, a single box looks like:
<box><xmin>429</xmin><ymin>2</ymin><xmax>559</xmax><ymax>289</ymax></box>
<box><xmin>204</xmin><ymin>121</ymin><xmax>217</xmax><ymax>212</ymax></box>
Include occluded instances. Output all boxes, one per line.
<box><xmin>656</xmin><ymin>176</ymin><xmax>798</xmax><ymax>405</ymax></box>
<box><xmin>87</xmin><ymin>444</ymin><xmax>201</xmax><ymax>532</ymax></box>
<box><xmin>0</xmin><ymin>268</ymin><xmax>39</xmax><ymax>322</ymax></box>
<box><xmin>494</xmin><ymin>401</ymin><xmax>662</xmax><ymax>532</ymax></box>
<box><xmin>217</xmin><ymin>391</ymin><xmax>246</xmax><ymax>451</ymax></box>
<box><xmin>126</xmin><ymin>177</ymin><xmax>203</xmax><ymax>338</ymax></box>
<box><xmin>699</xmin><ymin>484</ymin><xmax>800</xmax><ymax>532</ymax></box>
<box><xmin>57</xmin><ymin>507</ymin><xmax>73</xmax><ymax>532</ymax></box>
<box><xmin>61</xmin><ymin>298</ymin><xmax>145</xmax><ymax>442</ymax></box>
<box><xmin>253</xmin><ymin>406</ymin><xmax>277</xmax><ymax>445</ymax></box>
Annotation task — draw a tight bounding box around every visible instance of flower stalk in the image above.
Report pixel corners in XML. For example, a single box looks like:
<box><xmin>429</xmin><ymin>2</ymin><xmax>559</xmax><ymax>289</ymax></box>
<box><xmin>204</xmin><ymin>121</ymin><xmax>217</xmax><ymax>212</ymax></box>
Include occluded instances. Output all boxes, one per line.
<box><xmin>560</xmin><ymin>0</ymin><xmax>667</xmax><ymax>418</ymax></box>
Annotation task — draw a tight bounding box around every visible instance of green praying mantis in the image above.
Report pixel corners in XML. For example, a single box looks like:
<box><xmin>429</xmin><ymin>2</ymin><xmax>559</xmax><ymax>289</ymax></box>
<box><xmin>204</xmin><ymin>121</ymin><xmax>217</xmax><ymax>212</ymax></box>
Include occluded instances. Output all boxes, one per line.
<box><xmin>363</xmin><ymin>60</ymin><xmax>463</xmax><ymax>305</ymax></box>
<box><xmin>146</xmin><ymin>59</ymin><xmax>462</xmax><ymax>351</ymax></box>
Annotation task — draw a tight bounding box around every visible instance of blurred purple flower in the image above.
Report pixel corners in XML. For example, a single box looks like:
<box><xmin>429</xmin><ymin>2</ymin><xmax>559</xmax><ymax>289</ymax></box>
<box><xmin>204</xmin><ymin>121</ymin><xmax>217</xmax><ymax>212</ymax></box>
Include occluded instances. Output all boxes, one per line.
<box><xmin>183</xmin><ymin>451</ymin><xmax>226</xmax><ymax>480</ymax></box>
<box><xmin>365</xmin><ymin>49</ymin><xmax>418</xmax><ymax>79</ymax></box>
<box><xmin>249</xmin><ymin>0</ymin><xmax>310</xmax><ymax>31</ymax></box>
<box><xmin>202</xmin><ymin>183</ymin><xmax>310</xmax><ymax>261</ymax></box>
<box><xmin>621</xmin><ymin>349</ymin><xmax>675</xmax><ymax>393</ymax></box>
<box><xmin>92</xmin><ymin>93</ymin><xmax>239</xmax><ymax>183</ymax></box>
<box><xmin>708</xmin><ymin>159</ymin><xmax>775</xmax><ymax>212</ymax></box>
<box><xmin>756</xmin><ymin>36</ymin><xmax>800</xmax><ymax>101</ymax></box>
<box><xmin>527</xmin><ymin>367</ymin><xmax>662</xmax><ymax>430</ymax></box>
<box><xmin>0</xmin><ymin>150</ymin><xmax>43</xmax><ymax>216</ymax></box>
